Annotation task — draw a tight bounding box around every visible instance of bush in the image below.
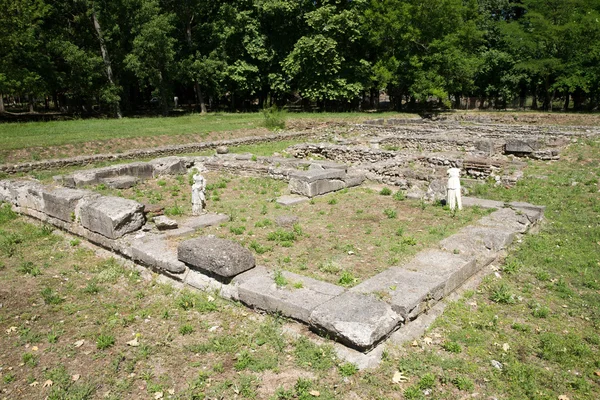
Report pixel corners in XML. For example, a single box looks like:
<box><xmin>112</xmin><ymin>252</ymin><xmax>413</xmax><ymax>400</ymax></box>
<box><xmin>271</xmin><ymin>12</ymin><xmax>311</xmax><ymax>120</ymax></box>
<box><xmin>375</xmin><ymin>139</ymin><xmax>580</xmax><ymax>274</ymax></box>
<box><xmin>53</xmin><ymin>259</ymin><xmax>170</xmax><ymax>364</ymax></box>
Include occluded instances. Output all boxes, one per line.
<box><xmin>261</xmin><ymin>106</ymin><xmax>287</xmax><ymax>131</ymax></box>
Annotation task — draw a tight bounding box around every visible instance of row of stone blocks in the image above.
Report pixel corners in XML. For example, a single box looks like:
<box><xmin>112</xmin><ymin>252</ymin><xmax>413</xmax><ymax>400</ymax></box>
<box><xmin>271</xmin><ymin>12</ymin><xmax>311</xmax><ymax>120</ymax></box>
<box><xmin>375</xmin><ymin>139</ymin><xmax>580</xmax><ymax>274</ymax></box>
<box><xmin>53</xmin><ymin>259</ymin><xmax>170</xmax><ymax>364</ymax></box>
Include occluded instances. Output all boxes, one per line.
<box><xmin>0</xmin><ymin>177</ymin><xmax>544</xmax><ymax>352</ymax></box>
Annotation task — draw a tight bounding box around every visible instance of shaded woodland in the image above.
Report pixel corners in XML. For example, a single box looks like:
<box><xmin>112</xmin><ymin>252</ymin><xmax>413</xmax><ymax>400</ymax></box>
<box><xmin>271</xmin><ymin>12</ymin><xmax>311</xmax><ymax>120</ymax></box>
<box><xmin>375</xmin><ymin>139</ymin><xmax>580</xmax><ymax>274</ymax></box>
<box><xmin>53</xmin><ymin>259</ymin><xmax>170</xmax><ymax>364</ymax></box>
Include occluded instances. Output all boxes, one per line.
<box><xmin>2</xmin><ymin>0</ymin><xmax>600</xmax><ymax>116</ymax></box>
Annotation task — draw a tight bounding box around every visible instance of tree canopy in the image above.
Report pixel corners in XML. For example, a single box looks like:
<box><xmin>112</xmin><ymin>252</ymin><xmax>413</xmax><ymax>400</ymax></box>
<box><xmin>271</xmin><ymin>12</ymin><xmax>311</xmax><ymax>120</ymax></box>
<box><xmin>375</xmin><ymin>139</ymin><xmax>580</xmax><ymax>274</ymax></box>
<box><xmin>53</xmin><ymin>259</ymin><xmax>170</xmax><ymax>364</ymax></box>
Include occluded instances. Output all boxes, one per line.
<box><xmin>2</xmin><ymin>0</ymin><xmax>600</xmax><ymax>114</ymax></box>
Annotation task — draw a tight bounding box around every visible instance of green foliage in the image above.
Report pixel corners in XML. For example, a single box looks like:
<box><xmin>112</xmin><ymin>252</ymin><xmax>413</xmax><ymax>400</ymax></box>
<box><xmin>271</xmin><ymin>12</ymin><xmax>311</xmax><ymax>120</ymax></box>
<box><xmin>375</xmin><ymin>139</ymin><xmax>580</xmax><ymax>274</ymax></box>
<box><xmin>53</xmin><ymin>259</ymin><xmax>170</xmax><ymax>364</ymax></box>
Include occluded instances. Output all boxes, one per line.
<box><xmin>41</xmin><ymin>287</ymin><xmax>63</xmax><ymax>305</ymax></box>
<box><xmin>18</xmin><ymin>261</ymin><xmax>41</xmax><ymax>276</ymax></box>
<box><xmin>273</xmin><ymin>269</ymin><xmax>288</xmax><ymax>287</ymax></box>
<box><xmin>379</xmin><ymin>187</ymin><xmax>392</xmax><ymax>196</ymax></box>
<box><xmin>383</xmin><ymin>209</ymin><xmax>397</xmax><ymax>219</ymax></box>
<box><xmin>96</xmin><ymin>334</ymin><xmax>115</xmax><ymax>350</ymax></box>
<box><xmin>179</xmin><ymin>324</ymin><xmax>194</xmax><ymax>335</ymax></box>
<box><xmin>261</xmin><ymin>106</ymin><xmax>287</xmax><ymax>130</ymax></box>
<box><xmin>294</xmin><ymin>337</ymin><xmax>336</xmax><ymax>371</ymax></box>
<box><xmin>338</xmin><ymin>362</ymin><xmax>358</xmax><ymax>377</ymax></box>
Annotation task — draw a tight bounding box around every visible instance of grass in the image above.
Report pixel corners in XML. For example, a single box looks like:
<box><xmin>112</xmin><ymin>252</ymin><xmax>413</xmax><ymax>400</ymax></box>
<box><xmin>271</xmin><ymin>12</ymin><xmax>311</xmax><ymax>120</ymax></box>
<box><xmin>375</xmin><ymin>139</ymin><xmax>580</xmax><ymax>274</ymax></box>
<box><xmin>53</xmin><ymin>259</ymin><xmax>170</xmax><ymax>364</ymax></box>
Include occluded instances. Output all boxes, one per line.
<box><xmin>0</xmin><ymin>120</ymin><xmax>599</xmax><ymax>399</ymax></box>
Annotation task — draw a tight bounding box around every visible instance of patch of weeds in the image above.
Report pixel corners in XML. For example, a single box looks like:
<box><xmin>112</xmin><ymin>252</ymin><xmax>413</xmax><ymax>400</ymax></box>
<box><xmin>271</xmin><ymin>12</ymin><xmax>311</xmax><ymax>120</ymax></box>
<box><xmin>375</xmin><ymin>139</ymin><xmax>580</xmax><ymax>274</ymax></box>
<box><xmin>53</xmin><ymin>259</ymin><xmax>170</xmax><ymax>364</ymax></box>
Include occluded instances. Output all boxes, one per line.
<box><xmin>0</xmin><ymin>203</ymin><xmax>17</xmax><ymax>224</ymax></box>
<box><xmin>22</xmin><ymin>352</ymin><xmax>39</xmax><ymax>367</ymax></box>
<box><xmin>180</xmin><ymin>324</ymin><xmax>194</xmax><ymax>335</ymax></box>
<box><xmin>395</xmin><ymin>227</ymin><xmax>404</xmax><ymax>236</ymax></box>
<box><xmin>176</xmin><ymin>290</ymin><xmax>218</xmax><ymax>312</ymax></box>
<box><xmin>41</xmin><ymin>287</ymin><xmax>63</xmax><ymax>305</ymax></box>
<box><xmin>18</xmin><ymin>261</ymin><xmax>41</xmax><ymax>276</ymax></box>
<box><xmin>293</xmin><ymin>281</ymin><xmax>304</xmax><ymax>289</ymax></box>
<box><xmin>384</xmin><ymin>208</ymin><xmax>397</xmax><ymax>219</ymax></box>
<box><xmin>531</xmin><ymin>304</ymin><xmax>549</xmax><ymax>318</ymax></box>
<box><xmin>418</xmin><ymin>373</ymin><xmax>436</xmax><ymax>389</ymax></box>
<box><xmin>338</xmin><ymin>270</ymin><xmax>357</xmax><ymax>286</ymax></box>
<box><xmin>502</xmin><ymin>258</ymin><xmax>522</xmax><ymax>274</ymax></box>
<box><xmin>274</xmin><ymin>270</ymin><xmax>288</xmax><ymax>287</ymax></box>
<box><xmin>229</xmin><ymin>225</ymin><xmax>246</xmax><ymax>235</ymax></box>
<box><xmin>254</xmin><ymin>218</ymin><xmax>272</xmax><ymax>228</ymax></box>
<box><xmin>47</xmin><ymin>329</ymin><xmax>61</xmax><ymax>343</ymax></box>
<box><xmin>96</xmin><ymin>258</ymin><xmax>124</xmax><ymax>283</ymax></box>
<box><xmin>338</xmin><ymin>362</ymin><xmax>358</xmax><ymax>376</ymax></box>
<box><xmin>234</xmin><ymin>350</ymin><xmax>279</xmax><ymax>372</ymax></box>
<box><xmin>452</xmin><ymin>376</ymin><xmax>474</xmax><ymax>391</ymax></box>
<box><xmin>157</xmin><ymin>179</ymin><xmax>167</xmax><ymax>187</ymax></box>
<box><xmin>442</xmin><ymin>341</ymin><xmax>462</xmax><ymax>353</ymax></box>
<box><xmin>401</xmin><ymin>236</ymin><xmax>417</xmax><ymax>246</ymax></box>
<box><xmin>294</xmin><ymin>336</ymin><xmax>336</xmax><ymax>371</ymax></box>
<box><xmin>69</xmin><ymin>238</ymin><xmax>81</xmax><ymax>246</ymax></box>
<box><xmin>490</xmin><ymin>282</ymin><xmax>516</xmax><ymax>304</ymax></box>
<box><xmin>319</xmin><ymin>260</ymin><xmax>341</xmax><ymax>274</ymax></box>
<box><xmin>267</xmin><ymin>229</ymin><xmax>297</xmax><ymax>244</ymax></box>
<box><xmin>3</xmin><ymin>373</ymin><xmax>15</xmax><ymax>383</ymax></box>
<box><xmin>379</xmin><ymin>187</ymin><xmax>392</xmax><ymax>196</ymax></box>
<box><xmin>539</xmin><ymin>333</ymin><xmax>591</xmax><ymax>365</ymax></box>
<box><xmin>164</xmin><ymin>204</ymin><xmax>184</xmax><ymax>216</ymax></box>
<box><xmin>511</xmin><ymin>322</ymin><xmax>530</xmax><ymax>332</ymax></box>
<box><xmin>327</xmin><ymin>198</ymin><xmax>338</xmax><ymax>205</ymax></box>
<box><xmin>97</xmin><ymin>333</ymin><xmax>115</xmax><ymax>350</ymax></box>
<box><xmin>83</xmin><ymin>280</ymin><xmax>101</xmax><ymax>294</ymax></box>
<box><xmin>249</xmin><ymin>240</ymin><xmax>272</xmax><ymax>254</ymax></box>
<box><xmin>261</xmin><ymin>106</ymin><xmax>287</xmax><ymax>130</ymax></box>
<box><xmin>38</xmin><ymin>224</ymin><xmax>54</xmax><ymax>236</ymax></box>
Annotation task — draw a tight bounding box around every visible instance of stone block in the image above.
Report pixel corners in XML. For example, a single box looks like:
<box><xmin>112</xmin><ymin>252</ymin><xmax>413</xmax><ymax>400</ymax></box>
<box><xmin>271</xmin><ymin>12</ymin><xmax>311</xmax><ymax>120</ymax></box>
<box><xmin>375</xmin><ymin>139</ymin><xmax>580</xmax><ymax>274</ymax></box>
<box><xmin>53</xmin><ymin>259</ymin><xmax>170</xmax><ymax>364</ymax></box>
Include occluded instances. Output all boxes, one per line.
<box><xmin>79</xmin><ymin>196</ymin><xmax>145</xmax><ymax>239</ymax></box>
<box><xmin>461</xmin><ymin>197</ymin><xmax>505</xmax><ymax>209</ymax></box>
<box><xmin>289</xmin><ymin>178</ymin><xmax>346</xmax><ymax>197</ymax></box>
<box><xmin>8</xmin><ymin>180</ymin><xmax>47</xmax><ymax>211</ymax></box>
<box><xmin>440</xmin><ymin>226</ymin><xmax>515</xmax><ymax>259</ymax></box>
<box><xmin>182</xmin><ymin>213</ymin><xmax>229</xmax><ymax>230</ymax></box>
<box><xmin>400</xmin><ymin>250</ymin><xmax>478</xmax><ymax>297</ymax></box>
<box><xmin>115</xmin><ymin>162</ymin><xmax>154</xmax><ymax>179</ymax></box>
<box><xmin>131</xmin><ymin>239</ymin><xmax>187</xmax><ymax>274</ymax></box>
<box><xmin>149</xmin><ymin>156</ymin><xmax>187</xmax><ymax>176</ymax></box>
<box><xmin>505</xmin><ymin>139</ymin><xmax>540</xmax><ymax>154</ymax></box>
<box><xmin>178</xmin><ymin>236</ymin><xmax>255</xmax><ymax>280</ymax></box>
<box><xmin>310</xmin><ymin>291</ymin><xmax>403</xmax><ymax>351</ymax></box>
<box><xmin>276</xmin><ymin>195</ymin><xmax>309</xmax><ymax>206</ymax></box>
<box><xmin>351</xmin><ymin>268</ymin><xmax>445</xmax><ymax>319</ymax></box>
<box><xmin>42</xmin><ymin>187</ymin><xmax>92</xmax><ymax>222</ymax></box>
<box><xmin>238</xmin><ymin>270</ymin><xmax>345</xmax><ymax>322</ymax></box>
<box><xmin>509</xmin><ymin>202</ymin><xmax>545</xmax><ymax>223</ymax></box>
<box><xmin>289</xmin><ymin>169</ymin><xmax>345</xmax><ymax>183</ymax></box>
<box><xmin>477</xmin><ymin>207</ymin><xmax>531</xmax><ymax>233</ymax></box>
<box><xmin>475</xmin><ymin>140</ymin><xmax>495</xmax><ymax>155</ymax></box>
<box><xmin>343</xmin><ymin>173</ymin><xmax>365</xmax><ymax>188</ymax></box>
<box><xmin>100</xmin><ymin>176</ymin><xmax>138</xmax><ymax>189</ymax></box>
<box><xmin>154</xmin><ymin>215</ymin><xmax>178</xmax><ymax>230</ymax></box>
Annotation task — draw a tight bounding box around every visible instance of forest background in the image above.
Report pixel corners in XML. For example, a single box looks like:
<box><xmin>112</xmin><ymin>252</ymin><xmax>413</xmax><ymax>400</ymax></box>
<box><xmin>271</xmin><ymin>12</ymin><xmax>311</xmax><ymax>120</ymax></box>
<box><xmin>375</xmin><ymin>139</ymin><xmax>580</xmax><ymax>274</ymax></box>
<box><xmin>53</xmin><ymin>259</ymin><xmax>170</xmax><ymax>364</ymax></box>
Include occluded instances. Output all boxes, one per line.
<box><xmin>2</xmin><ymin>0</ymin><xmax>600</xmax><ymax>116</ymax></box>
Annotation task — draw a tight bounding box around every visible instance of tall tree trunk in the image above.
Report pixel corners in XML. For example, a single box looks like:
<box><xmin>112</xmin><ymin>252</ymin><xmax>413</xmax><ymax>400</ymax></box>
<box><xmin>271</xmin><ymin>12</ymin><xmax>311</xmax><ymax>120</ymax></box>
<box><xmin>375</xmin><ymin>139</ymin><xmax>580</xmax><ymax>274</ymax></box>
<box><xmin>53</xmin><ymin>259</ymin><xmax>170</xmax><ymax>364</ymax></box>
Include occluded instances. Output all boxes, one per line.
<box><xmin>0</xmin><ymin>94</ymin><xmax>4</xmax><ymax>113</ymax></box>
<box><xmin>29</xmin><ymin>95</ymin><xmax>34</xmax><ymax>113</ymax></box>
<box><xmin>159</xmin><ymin>73</ymin><xmax>169</xmax><ymax>116</ymax></box>
<box><xmin>92</xmin><ymin>7</ymin><xmax>122</xmax><ymax>119</ymax></box>
<box><xmin>563</xmin><ymin>91</ymin><xmax>570</xmax><ymax>111</ymax></box>
<box><xmin>186</xmin><ymin>18</ymin><xmax>207</xmax><ymax>114</ymax></box>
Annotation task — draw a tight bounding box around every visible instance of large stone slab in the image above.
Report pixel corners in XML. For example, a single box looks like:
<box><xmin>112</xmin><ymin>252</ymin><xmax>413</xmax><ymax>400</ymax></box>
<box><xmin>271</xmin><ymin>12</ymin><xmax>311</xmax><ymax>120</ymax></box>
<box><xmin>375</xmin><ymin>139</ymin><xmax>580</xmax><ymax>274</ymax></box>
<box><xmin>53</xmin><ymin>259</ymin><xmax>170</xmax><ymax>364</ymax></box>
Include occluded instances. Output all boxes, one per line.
<box><xmin>505</xmin><ymin>139</ymin><xmax>541</xmax><ymax>154</ymax></box>
<box><xmin>461</xmin><ymin>197</ymin><xmax>505</xmax><ymax>209</ymax></box>
<box><xmin>440</xmin><ymin>225</ymin><xmax>515</xmax><ymax>260</ymax></box>
<box><xmin>289</xmin><ymin>168</ymin><xmax>345</xmax><ymax>183</ymax></box>
<box><xmin>276</xmin><ymin>195</ymin><xmax>309</xmax><ymax>206</ymax></box>
<box><xmin>178</xmin><ymin>236</ymin><xmax>255</xmax><ymax>280</ymax></box>
<box><xmin>509</xmin><ymin>201</ymin><xmax>545</xmax><ymax>223</ymax></box>
<box><xmin>182</xmin><ymin>213</ymin><xmax>229</xmax><ymax>230</ymax></box>
<box><xmin>131</xmin><ymin>239</ymin><xmax>187</xmax><ymax>274</ymax></box>
<box><xmin>149</xmin><ymin>156</ymin><xmax>187</xmax><ymax>176</ymax></box>
<box><xmin>79</xmin><ymin>196</ymin><xmax>145</xmax><ymax>239</ymax></box>
<box><xmin>477</xmin><ymin>207</ymin><xmax>531</xmax><ymax>233</ymax></box>
<box><xmin>0</xmin><ymin>180</ymin><xmax>46</xmax><ymax>211</ymax></box>
<box><xmin>42</xmin><ymin>187</ymin><xmax>93</xmax><ymax>222</ymax></box>
<box><xmin>309</xmin><ymin>291</ymin><xmax>403</xmax><ymax>351</ymax></box>
<box><xmin>238</xmin><ymin>270</ymin><xmax>345</xmax><ymax>321</ymax></box>
<box><xmin>100</xmin><ymin>176</ymin><xmax>138</xmax><ymax>189</ymax></box>
<box><xmin>400</xmin><ymin>250</ymin><xmax>478</xmax><ymax>297</ymax></box>
<box><xmin>289</xmin><ymin>179</ymin><xmax>346</xmax><ymax>197</ymax></box>
<box><xmin>351</xmin><ymin>268</ymin><xmax>445</xmax><ymax>320</ymax></box>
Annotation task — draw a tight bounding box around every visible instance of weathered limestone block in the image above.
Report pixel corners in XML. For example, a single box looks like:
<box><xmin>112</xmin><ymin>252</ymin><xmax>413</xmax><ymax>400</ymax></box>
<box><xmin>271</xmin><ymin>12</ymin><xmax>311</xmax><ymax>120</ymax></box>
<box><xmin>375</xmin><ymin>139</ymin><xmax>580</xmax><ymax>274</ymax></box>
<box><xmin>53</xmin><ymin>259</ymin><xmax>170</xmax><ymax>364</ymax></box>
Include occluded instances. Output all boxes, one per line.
<box><xmin>178</xmin><ymin>236</ymin><xmax>255</xmax><ymax>280</ymax></box>
<box><xmin>4</xmin><ymin>180</ymin><xmax>47</xmax><ymax>211</ymax></box>
<box><xmin>400</xmin><ymin>250</ymin><xmax>478</xmax><ymax>297</ymax></box>
<box><xmin>131</xmin><ymin>239</ymin><xmax>187</xmax><ymax>274</ymax></box>
<box><xmin>505</xmin><ymin>139</ymin><xmax>541</xmax><ymax>154</ymax></box>
<box><xmin>154</xmin><ymin>215</ymin><xmax>178</xmax><ymax>230</ymax></box>
<box><xmin>276</xmin><ymin>195</ymin><xmax>309</xmax><ymax>206</ymax></box>
<box><xmin>288</xmin><ymin>167</ymin><xmax>347</xmax><ymax>197</ymax></box>
<box><xmin>440</xmin><ymin>225</ymin><xmax>515</xmax><ymax>261</ymax></box>
<box><xmin>100</xmin><ymin>176</ymin><xmax>138</xmax><ymax>189</ymax></box>
<box><xmin>477</xmin><ymin>207</ymin><xmax>531</xmax><ymax>233</ymax></box>
<box><xmin>238</xmin><ymin>270</ymin><xmax>345</xmax><ymax>321</ymax></box>
<box><xmin>79</xmin><ymin>196</ymin><xmax>145</xmax><ymax>239</ymax></box>
<box><xmin>309</xmin><ymin>291</ymin><xmax>403</xmax><ymax>351</ymax></box>
<box><xmin>343</xmin><ymin>172</ymin><xmax>366</xmax><ymax>188</ymax></box>
<box><xmin>181</xmin><ymin>213</ymin><xmax>229</xmax><ymax>230</ymax></box>
<box><xmin>149</xmin><ymin>156</ymin><xmax>188</xmax><ymax>176</ymax></box>
<box><xmin>350</xmin><ymin>268</ymin><xmax>445</xmax><ymax>320</ymax></box>
<box><xmin>42</xmin><ymin>187</ymin><xmax>93</xmax><ymax>222</ymax></box>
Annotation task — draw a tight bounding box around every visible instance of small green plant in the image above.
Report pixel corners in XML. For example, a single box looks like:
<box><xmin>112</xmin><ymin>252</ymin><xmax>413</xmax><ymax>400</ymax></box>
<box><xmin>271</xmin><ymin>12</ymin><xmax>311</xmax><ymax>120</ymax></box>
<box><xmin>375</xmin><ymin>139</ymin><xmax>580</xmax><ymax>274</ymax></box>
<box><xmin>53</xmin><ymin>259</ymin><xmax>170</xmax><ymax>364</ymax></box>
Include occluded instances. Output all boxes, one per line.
<box><xmin>442</xmin><ymin>341</ymin><xmax>462</xmax><ymax>353</ymax></box>
<box><xmin>532</xmin><ymin>305</ymin><xmax>550</xmax><ymax>318</ymax></box>
<box><xmin>22</xmin><ymin>352</ymin><xmax>39</xmax><ymax>367</ymax></box>
<box><xmin>3</xmin><ymin>373</ymin><xmax>15</xmax><ymax>383</ymax></box>
<box><xmin>379</xmin><ymin>187</ymin><xmax>392</xmax><ymax>196</ymax></box>
<box><xmin>251</xmin><ymin>154</ymin><xmax>258</xmax><ymax>161</ymax></box>
<box><xmin>157</xmin><ymin>179</ymin><xmax>167</xmax><ymax>187</ymax></box>
<box><xmin>393</xmin><ymin>190</ymin><xmax>406</xmax><ymax>201</ymax></box>
<box><xmin>41</xmin><ymin>287</ymin><xmax>63</xmax><ymax>305</ymax></box>
<box><xmin>418</xmin><ymin>373</ymin><xmax>436</xmax><ymax>389</ymax></box>
<box><xmin>384</xmin><ymin>209</ymin><xmax>397</xmax><ymax>219</ymax></box>
<box><xmin>69</xmin><ymin>238</ymin><xmax>81</xmax><ymax>246</ymax></box>
<box><xmin>254</xmin><ymin>218</ymin><xmax>272</xmax><ymax>228</ymax></box>
<box><xmin>328</xmin><ymin>198</ymin><xmax>338</xmax><ymax>205</ymax></box>
<box><xmin>179</xmin><ymin>324</ymin><xmax>194</xmax><ymax>335</ymax></box>
<box><xmin>452</xmin><ymin>376</ymin><xmax>474</xmax><ymax>391</ymax></box>
<box><xmin>490</xmin><ymin>283</ymin><xmax>516</xmax><ymax>304</ymax></box>
<box><xmin>229</xmin><ymin>225</ymin><xmax>246</xmax><ymax>235</ymax></box>
<box><xmin>164</xmin><ymin>205</ymin><xmax>184</xmax><ymax>216</ymax></box>
<box><xmin>249</xmin><ymin>240</ymin><xmax>272</xmax><ymax>254</ymax></box>
<box><xmin>395</xmin><ymin>227</ymin><xmax>404</xmax><ymax>236</ymax></box>
<box><xmin>18</xmin><ymin>261</ymin><xmax>41</xmax><ymax>276</ymax></box>
<box><xmin>293</xmin><ymin>281</ymin><xmax>304</xmax><ymax>289</ymax></box>
<box><xmin>267</xmin><ymin>229</ymin><xmax>297</xmax><ymax>243</ymax></box>
<box><xmin>47</xmin><ymin>329</ymin><xmax>61</xmax><ymax>343</ymax></box>
<box><xmin>261</xmin><ymin>105</ymin><xmax>287</xmax><ymax>130</ymax></box>
<box><xmin>338</xmin><ymin>270</ymin><xmax>356</xmax><ymax>286</ymax></box>
<box><xmin>83</xmin><ymin>281</ymin><xmax>100</xmax><ymax>294</ymax></box>
<box><xmin>338</xmin><ymin>362</ymin><xmax>358</xmax><ymax>377</ymax></box>
<box><xmin>97</xmin><ymin>334</ymin><xmax>115</xmax><ymax>350</ymax></box>
<box><xmin>401</xmin><ymin>236</ymin><xmax>417</xmax><ymax>246</ymax></box>
<box><xmin>274</xmin><ymin>270</ymin><xmax>288</xmax><ymax>287</ymax></box>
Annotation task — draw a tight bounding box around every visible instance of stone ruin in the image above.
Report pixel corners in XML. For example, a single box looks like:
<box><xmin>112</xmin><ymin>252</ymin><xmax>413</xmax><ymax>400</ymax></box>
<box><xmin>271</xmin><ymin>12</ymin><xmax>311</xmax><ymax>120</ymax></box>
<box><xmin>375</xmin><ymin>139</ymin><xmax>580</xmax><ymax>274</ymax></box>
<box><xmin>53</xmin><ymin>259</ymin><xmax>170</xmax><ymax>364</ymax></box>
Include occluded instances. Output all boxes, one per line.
<box><xmin>2</xmin><ymin>117</ymin><xmax>597</xmax><ymax>361</ymax></box>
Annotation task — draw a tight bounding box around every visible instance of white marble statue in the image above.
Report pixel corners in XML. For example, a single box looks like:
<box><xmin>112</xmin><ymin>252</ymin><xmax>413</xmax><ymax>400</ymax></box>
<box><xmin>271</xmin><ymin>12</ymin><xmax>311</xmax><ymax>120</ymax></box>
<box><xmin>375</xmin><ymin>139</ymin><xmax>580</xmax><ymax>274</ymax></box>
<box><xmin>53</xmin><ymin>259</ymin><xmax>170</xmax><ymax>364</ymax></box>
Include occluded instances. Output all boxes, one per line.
<box><xmin>447</xmin><ymin>168</ymin><xmax>463</xmax><ymax>211</ymax></box>
<box><xmin>192</xmin><ymin>174</ymin><xmax>206</xmax><ymax>215</ymax></box>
